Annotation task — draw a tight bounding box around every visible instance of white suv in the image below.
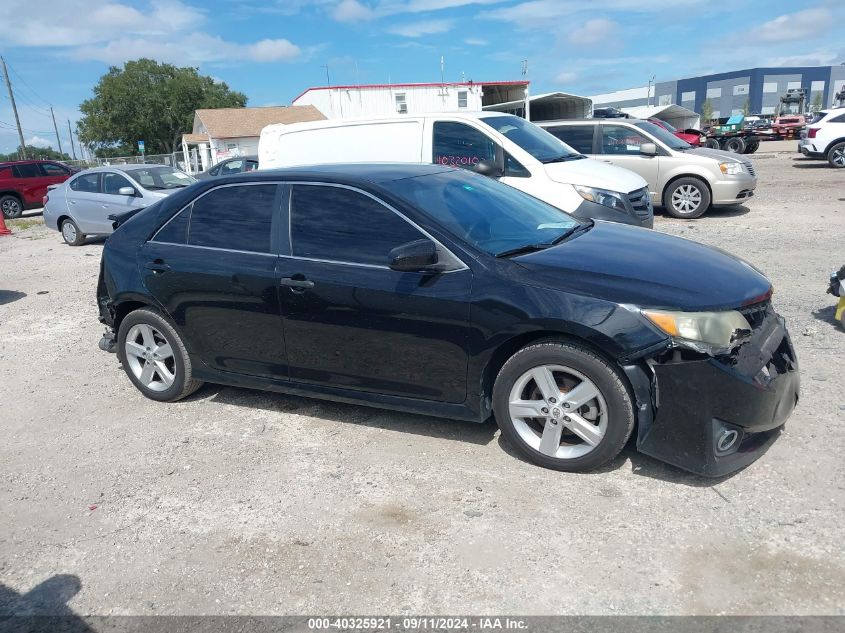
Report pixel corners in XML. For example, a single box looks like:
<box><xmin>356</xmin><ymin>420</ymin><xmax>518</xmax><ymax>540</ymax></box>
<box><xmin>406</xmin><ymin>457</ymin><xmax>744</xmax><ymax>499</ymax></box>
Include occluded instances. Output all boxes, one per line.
<box><xmin>798</xmin><ymin>107</ymin><xmax>845</xmax><ymax>168</ymax></box>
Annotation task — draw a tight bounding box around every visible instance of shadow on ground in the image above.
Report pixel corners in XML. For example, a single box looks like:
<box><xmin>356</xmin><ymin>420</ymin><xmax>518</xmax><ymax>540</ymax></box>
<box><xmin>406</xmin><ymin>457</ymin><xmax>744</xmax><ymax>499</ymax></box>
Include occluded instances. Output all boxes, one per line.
<box><xmin>812</xmin><ymin>304</ymin><xmax>842</xmax><ymax>329</ymax></box>
<box><xmin>0</xmin><ymin>575</ymin><xmax>93</xmax><ymax>632</ymax></box>
<box><xmin>0</xmin><ymin>290</ymin><xmax>26</xmax><ymax>306</ymax></box>
<box><xmin>654</xmin><ymin>204</ymin><xmax>751</xmax><ymax>220</ymax></box>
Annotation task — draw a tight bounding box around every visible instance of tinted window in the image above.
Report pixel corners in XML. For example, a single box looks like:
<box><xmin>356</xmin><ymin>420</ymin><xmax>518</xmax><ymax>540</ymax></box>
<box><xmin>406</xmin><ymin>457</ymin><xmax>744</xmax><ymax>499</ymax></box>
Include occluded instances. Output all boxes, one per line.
<box><xmin>13</xmin><ymin>163</ymin><xmax>40</xmax><ymax>178</ymax></box>
<box><xmin>381</xmin><ymin>170</ymin><xmax>579</xmax><ymax>257</ymax></box>
<box><xmin>433</xmin><ymin>122</ymin><xmax>497</xmax><ymax>169</ymax></box>
<box><xmin>245</xmin><ymin>160</ymin><xmax>259</xmax><ymax>172</ymax></box>
<box><xmin>600</xmin><ymin>125</ymin><xmax>652</xmax><ymax>155</ymax></box>
<box><xmin>132</xmin><ymin>166</ymin><xmax>195</xmax><ymax>190</ymax></box>
<box><xmin>547</xmin><ymin>126</ymin><xmax>595</xmax><ymax>154</ymax></box>
<box><xmin>40</xmin><ymin>163</ymin><xmax>70</xmax><ymax>176</ymax></box>
<box><xmin>103</xmin><ymin>172</ymin><xmax>135</xmax><ymax>195</ymax></box>
<box><xmin>188</xmin><ymin>185</ymin><xmax>276</xmax><ymax>253</ymax></box>
<box><xmin>70</xmin><ymin>173</ymin><xmax>100</xmax><ymax>193</ymax></box>
<box><xmin>480</xmin><ymin>114</ymin><xmax>580</xmax><ymax>162</ymax></box>
<box><xmin>208</xmin><ymin>165</ymin><xmax>220</xmax><ymax>176</ymax></box>
<box><xmin>291</xmin><ymin>185</ymin><xmax>423</xmax><ymax>266</ymax></box>
<box><xmin>0</xmin><ymin>167</ymin><xmax>11</xmax><ymax>178</ymax></box>
<box><xmin>154</xmin><ymin>207</ymin><xmax>190</xmax><ymax>244</ymax></box>
<box><xmin>220</xmin><ymin>160</ymin><xmax>244</xmax><ymax>175</ymax></box>
<box><xmin>831</xmin><ymin>114</ymin><xmax>845</xmax><ymax>123</ymax></box>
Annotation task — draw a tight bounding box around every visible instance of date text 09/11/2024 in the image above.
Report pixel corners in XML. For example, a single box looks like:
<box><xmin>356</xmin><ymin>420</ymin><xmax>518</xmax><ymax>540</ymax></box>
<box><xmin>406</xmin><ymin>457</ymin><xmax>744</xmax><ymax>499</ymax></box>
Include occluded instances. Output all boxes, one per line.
<box><xmin>307</xmin><ymin>617</ymin><xmax>529</xmax><ymax>630</ymax></box>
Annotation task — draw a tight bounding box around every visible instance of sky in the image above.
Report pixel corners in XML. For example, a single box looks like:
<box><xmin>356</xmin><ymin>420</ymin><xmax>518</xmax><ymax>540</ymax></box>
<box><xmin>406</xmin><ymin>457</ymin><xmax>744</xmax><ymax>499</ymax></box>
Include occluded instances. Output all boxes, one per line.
<box><xmin>0</xmin><ymin>0</ymin><xmax>843</xmax><ymax>154</ymax></box>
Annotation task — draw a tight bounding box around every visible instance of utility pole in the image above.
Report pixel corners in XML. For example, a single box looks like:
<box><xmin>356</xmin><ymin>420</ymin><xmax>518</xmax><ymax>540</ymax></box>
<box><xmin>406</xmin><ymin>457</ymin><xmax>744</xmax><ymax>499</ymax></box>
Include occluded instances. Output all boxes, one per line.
<box><xmin>1</xmin><ymin>56</ymin><xmax>27</xmax><ymax>159</ymax></box>
<box><xmin>522</xmin><ymin>60</ymin><xmax>531</xmax><ymax>122</ymax></box>
<box><xmin>50</xmin><ymin>107</ymin><xmax>63</xmax><ymax>155</ymax></box>
<box><xmin>67</xmin><ymin>120</ymin><xmax>77</xmax><ymax>160</ymax></box>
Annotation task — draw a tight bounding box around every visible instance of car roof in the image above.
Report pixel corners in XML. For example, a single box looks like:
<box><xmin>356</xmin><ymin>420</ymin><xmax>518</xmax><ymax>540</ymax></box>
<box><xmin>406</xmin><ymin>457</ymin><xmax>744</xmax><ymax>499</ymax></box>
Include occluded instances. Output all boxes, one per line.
<box><xmin>211</xmin><ymin>163</ymin><xmax>456</xmax><ymax>185</ymax></box>
<box><xmin>73</xmin><ymin>164</ymin><xmax>179</xmax><ymax>174</ymax></box>
<box><xmin>0</xmin><ymin>159</ymin><xmax>60</xmax><ymax>167</ymax></box>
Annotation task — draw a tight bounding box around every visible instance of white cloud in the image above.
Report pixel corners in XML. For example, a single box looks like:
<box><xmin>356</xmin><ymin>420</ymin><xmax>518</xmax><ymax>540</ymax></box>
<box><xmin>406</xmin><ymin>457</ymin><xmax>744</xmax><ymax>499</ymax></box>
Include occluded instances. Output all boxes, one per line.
<box><xmin>388</xmin><ymin>19</ymin><xmax>454</xmax><ymax>37</ymax></box>
<box><xmin>25</xmin><ymin>135</ymin><xmax>53</xmax><ymax>148</ymax></box>
<box><xmin>483</xmin><ymin>0</ymin><xmax>695</xmax><ymax>27</ymax></box>
<box><xmin>555</xmin><ymin>71</ymin><xmax>576</xmax><ymax>84</ymax></box>
<box><xmin>767</xmin><ymin>50</ymin><xmax>840</xmax><ymax>67</ymax></box>
<box><xmin>464</xmin><ymin>38</ymin><xmax>488</xmax><ymax>46</ymax></box>
<box><xmin>331</xmin><ymin>0</ymin><xmax>506</xmax><ymax>22</ymax></box>
<box><xmin>756</xmin><ymin>8</ymin><xmax>831</xmax><ymax>43</ymax></box>
<box><xmin>568</xmin><ymin>18</ymin><xmax>618</xmax><ymax>46</ymax></box>
<box><xmin>247</xmin><ymin>39</ymin><xmax>301</xmax><ymax>62</ymax></box>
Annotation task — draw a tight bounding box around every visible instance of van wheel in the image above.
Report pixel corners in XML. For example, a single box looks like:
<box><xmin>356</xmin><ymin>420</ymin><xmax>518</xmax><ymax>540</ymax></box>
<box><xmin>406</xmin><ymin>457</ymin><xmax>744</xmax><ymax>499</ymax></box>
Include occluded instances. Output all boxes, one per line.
<box><xmin>60</xmin><ymin>218</ymin><xmax>85</xmax><ymax>246</ymax></box>
<box><xmin>663</xmin><ymin>177</ymin><xmax>710</xmax><ymax>219</ymax></box>
<box><xmin>1</xmin><ymin>194</ymin><xmax>23</xmax><ymax>219</ymax></box>
<box><xmin>117</xmin><ymin>308</ymin><xmax>203</xmax><ymax>402</ymax></box>
<box><xmin>492</xmin><ymin>340</ymin><xmax>634</xmax><ymax>473</ymax></box>
<box><xmin>828</xmin><ymin>142</ymin><xmax>845</xmax><ymax>168</ymax></box>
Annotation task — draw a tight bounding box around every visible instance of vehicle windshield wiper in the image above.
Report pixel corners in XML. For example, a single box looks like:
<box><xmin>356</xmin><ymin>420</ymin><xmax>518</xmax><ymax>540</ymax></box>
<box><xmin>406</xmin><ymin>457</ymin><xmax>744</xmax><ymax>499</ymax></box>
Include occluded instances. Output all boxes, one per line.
<box><xmin>541</xmin><ymin>154</ymin><xmax>585</xmax><ymax>163</ymax></box>
<box><xmin>549</xmin><ymin>220</ymin><xmax>594</xmax><ymax>245</ymax></box>
<box><xmin>495</xmin><ymin>243</ymin><xmax>553</xmax><ymax>258</ymax></box>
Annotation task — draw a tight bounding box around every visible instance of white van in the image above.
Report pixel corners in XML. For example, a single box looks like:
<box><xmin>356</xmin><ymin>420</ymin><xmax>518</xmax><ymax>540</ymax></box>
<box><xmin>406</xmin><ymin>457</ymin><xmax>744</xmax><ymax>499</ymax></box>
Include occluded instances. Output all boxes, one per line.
<box><xmin>258</xmin><ymin>112</ymin><xmax>653</xmax><ymax>227</ymax></box>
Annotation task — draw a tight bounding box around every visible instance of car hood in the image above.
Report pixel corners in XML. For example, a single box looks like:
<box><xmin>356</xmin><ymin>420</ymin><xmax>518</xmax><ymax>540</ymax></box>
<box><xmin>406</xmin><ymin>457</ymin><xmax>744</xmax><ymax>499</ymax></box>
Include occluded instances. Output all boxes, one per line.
<box><xmin>686</xmin><ymin>147</ymin><xmax>750</xmax><ymax>165</ymax></box>
<box><xmin>510</xmin><ymin>221</ymin><xmax>771</xmax><ymax>311</ymax></box>
<box><xmin>543</xmin><ymin>157</ymin><xmax>648</xmax><ymax>193</ymax></box>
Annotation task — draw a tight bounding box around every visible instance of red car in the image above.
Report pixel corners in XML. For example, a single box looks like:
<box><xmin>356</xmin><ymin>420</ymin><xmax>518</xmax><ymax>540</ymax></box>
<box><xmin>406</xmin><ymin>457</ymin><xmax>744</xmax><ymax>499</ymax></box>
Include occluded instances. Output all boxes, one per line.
<box><xmin>0</xmin><ymin>160</ymin><xmax>76</xmax><ymax>218</ymax></box>
<box><xmin>648</xmin><ymin>118</ymin><xmax>702</xmax><ymax>147</ymax></box>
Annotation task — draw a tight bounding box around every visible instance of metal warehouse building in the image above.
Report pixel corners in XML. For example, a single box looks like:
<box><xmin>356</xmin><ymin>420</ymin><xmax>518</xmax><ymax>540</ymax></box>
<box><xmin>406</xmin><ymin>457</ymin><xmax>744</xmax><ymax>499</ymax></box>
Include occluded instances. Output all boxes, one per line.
<box><xmin>591</xmin><ymin>66</ymin><xmax>845</xmax><ymax>118</ymax></box>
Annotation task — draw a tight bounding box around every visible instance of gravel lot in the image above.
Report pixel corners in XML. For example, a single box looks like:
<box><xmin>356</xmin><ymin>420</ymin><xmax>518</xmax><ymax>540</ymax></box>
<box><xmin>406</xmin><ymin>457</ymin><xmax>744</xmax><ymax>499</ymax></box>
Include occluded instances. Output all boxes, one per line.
<box><xmin>1</xmin><ymin>151</ymin><xmax>843</xmax><ymax>617</ymax></box>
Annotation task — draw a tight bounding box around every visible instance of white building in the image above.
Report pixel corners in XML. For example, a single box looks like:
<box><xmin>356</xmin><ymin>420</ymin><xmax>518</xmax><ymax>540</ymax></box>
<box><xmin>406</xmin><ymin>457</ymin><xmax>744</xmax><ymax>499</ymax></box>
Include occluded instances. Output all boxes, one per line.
<box><xmin>181</xmin><ymin>105</ymin><xmax>325</xmax><ymax>172</ymax></box>
<box><xmin>292</xmin><ymin>81</ymin><xmax>530</xmax><ymax>119</ymax></box>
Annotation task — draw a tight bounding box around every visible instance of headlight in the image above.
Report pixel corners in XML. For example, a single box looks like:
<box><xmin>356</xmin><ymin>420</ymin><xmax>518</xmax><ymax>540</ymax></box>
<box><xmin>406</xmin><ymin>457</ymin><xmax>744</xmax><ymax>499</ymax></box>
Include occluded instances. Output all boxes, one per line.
<box><xmin>719</xmin><ymin>162</ymin><xmax>743</xmax><ymax>175</ymax></box>
<box><xmin>642</xmin><ymin>309</ymin><xmax>752</xmax><ymax>354</ymax></box>
<box><xmin>574</xmin><ymin>185</ymin><xmax>627</xmax><ymax>212</ymax></box>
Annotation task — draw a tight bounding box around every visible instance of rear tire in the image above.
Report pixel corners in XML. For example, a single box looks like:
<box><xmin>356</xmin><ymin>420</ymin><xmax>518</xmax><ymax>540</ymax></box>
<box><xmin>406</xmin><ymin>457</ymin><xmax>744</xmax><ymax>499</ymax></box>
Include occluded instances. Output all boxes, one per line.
<box><xmin>60</xmin><ymin>218</ymin><xmax>85</xmax><ymax>246</ymax></box>
<box><xmin>744</xmin><ymin>140</ymin><xmax>760</xmax><ymax>154</ymax></box>
<box><xmin>492</xmin><ymin>339</ymin><xmax>635</xmax><ymax>473</ymax></box>
<box><xmin>1</xmin><ymin>194</ymin><xmax>23</xmax><ymax>219</ymax></box>
<box><xmin>117</xmin><ymin>307</ymin><xmax>203</xmax><ymax>402</ymax></box>
<box><xmin>663</xmin><ymin>177</ymin><xmax>711</xmax><ymax>219</ymax></box>
<box><xmin>724</xmin><ymin>137</ymin><xmax>746</xmax><ymax>153</ymax></box>
<box><xmin>827</xmin><ymin>142</ymin><xmax>845</xmax><ymax>168</ymax></box>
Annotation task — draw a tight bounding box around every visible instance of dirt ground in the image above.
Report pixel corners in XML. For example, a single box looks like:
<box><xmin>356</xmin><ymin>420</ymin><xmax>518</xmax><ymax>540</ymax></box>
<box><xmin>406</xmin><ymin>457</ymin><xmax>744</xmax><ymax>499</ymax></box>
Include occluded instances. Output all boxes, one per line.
<box><xmin>1</xmin><ymin>151</ymin><xmax>843</xmax><ymax>617</ymax></box>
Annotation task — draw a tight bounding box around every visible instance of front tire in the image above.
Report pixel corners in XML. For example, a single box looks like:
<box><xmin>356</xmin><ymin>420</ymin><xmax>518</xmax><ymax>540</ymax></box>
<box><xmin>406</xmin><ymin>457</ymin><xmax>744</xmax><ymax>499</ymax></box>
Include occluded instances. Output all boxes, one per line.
<box><xmin>60</xmin><ymin>218</ymin><xmax>85</xmax><ymax>246</ymax></box>
<box><xmin>117</xmin><ymin>308</ymin><xmax>203</xmax><ymax>402</ymax></box>
<box><xmin>1</xmin><ymin>194</ymin><xmax>23</xmax><ymax>219</ymax></box>
<box><xmin>492</xmin><ymin>340</ymin><xmax>635</xmax><ymax>473</ymax></box>
<box><xmin>663</xmin><ymin>177</ymin><xmax>711</xmax><ymax>219</ymax></box>
<box><xmin>828</xmin><ymin>142</ymin><xmax>845</xmax><ymax>168</ymax></box>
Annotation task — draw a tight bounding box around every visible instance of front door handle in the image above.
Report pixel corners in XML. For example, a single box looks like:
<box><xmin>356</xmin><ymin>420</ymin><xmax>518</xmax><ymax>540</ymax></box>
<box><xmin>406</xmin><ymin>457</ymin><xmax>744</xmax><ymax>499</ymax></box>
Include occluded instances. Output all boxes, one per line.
<box><xmin>280</xmin><ymin>277</ymin><xmax>314</xmax><ymax>289</ymax></box>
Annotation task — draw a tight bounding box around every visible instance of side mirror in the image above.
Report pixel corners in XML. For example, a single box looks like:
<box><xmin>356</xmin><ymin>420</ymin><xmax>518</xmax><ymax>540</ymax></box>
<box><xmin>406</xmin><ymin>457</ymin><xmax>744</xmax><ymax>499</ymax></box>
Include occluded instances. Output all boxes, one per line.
<box><xmin>388</xmin><ymin>239</ymin><xmax>438</xmax><ymax>272</ymax></box>
<box><xmin>474</xmin><ymin>159</ymin><xmax>503</xmax><ymax>178</ymax></box>
<box><xmin>640</xmin><ymin>143</ymin><xmax>657</xmax><ymax>156</ymax></box>
<box><xmin>118</xmin><ymin>186</ymin><xmax>136</xmax><ymax>196</ymax></box>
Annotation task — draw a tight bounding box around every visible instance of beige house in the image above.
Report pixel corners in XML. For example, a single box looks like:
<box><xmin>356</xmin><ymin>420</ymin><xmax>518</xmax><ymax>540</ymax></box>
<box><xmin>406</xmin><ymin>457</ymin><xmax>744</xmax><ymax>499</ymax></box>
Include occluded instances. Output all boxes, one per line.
<box><xmin>181</xmin><ymin>105</ymin><xmax>325</xmax><ymax>173</ymax></box>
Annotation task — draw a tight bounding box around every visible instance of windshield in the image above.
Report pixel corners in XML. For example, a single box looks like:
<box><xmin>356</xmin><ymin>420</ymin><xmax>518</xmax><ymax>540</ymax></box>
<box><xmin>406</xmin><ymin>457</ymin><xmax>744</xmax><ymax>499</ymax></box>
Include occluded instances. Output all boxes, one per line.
<box><xmin>131</xmin><ymin>166</ymin><xmax>196</xmax><ymax>190</ymax></box>
<box><xmin>381</xmin><ymin>169</ymin><xmax>582</xmax><ymax>257</ymax></box>
<box><xmin>479</xmin><ymin>114</ymin><xmax>582</xmax><ymax>163</ymax></box>
<box><xmin>654</xmin><ymin>119</ymin><xmax>677</xmax><ymax>133</ymax></box>
<box><xmin>632</xmin><ymin>120</ymin><xmax>691</xmax><ymax>150</ymax></box>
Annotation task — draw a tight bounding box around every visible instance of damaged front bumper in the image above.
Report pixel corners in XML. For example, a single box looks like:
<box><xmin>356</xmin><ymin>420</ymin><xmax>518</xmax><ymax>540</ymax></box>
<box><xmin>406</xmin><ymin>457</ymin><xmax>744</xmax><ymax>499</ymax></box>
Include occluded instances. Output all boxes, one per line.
<box><xmin>624</xmin><ymin>304</ymin><xmax>799</xmax><ymax>477</ymax></box>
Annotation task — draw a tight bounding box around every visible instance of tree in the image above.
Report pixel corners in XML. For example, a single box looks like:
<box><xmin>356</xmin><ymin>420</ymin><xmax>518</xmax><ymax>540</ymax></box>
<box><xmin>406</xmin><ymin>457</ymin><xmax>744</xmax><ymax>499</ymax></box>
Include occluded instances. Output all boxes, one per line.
<box><xmin>811</xmin><ymin>91</ymin><xmax>823</xmax><ymax>113</ymax></box>
<box><xmin>0</xmin><ymin>145</ymin><xmax>71</xmax><ymax>162</ymax></box>
<box><xmin>700</xmin><ymin>99</ymin><xmax>714</xmax><ymax>123</ymax></box>
<box><xmin>742</xmin><ymin>98</ymin><xmax>750</xmax><ymax>116</ymax></box>
<box><xmin>77</xmin><ymin>58</ymin><xmax>247</xmax><ymax>155</ymax></box>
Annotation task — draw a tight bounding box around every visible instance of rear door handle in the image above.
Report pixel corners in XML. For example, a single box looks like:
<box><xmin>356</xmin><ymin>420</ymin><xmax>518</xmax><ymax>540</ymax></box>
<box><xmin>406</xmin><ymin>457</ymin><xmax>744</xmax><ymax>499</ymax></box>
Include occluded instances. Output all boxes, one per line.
<box><xmin>280</xmin><ymin>277</ymin><xmax>314</xmax><ymax>289</ymax></box>
<box><xmin>145</xmin><ymin>261</ymin><xmax>171</xmax><ymax>274</ymax></box>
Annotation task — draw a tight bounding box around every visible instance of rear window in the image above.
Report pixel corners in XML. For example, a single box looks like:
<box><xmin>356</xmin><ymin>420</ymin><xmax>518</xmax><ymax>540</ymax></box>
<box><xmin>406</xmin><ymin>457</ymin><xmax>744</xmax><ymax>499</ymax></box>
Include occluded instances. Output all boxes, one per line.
<box><xmin>70</xmin><ymin>173</ymin><xmax>100</xmax><ymax>193</ymax></box>
<box><xmin>12</xmin><ymin>163</ymin><xmax>40</xmax><ymax>178</ymax></box>
<box><xmin>188</xmin><ymin>184</ymin><xmax>277</xmax><ymax>253</ymax></box>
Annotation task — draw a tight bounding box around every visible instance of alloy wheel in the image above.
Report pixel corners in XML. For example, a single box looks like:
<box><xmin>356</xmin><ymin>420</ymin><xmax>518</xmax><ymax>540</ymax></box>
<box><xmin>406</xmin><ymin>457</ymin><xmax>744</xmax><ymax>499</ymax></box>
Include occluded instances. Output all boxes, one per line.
<box><xmin>671</xmin><ymin>185</ymin><xmax>702</xmax><ymax>214</ymax></box>
<box><xmin>832</xmin><ymin>147</ymin><xmax>845</xmax><ymax>167</ymax></box>
<box><xmin>124</xmin><ymin>323</ymin><xmax>176</xmax><ymax>392</ymax></box>
<box><xmin>508</xmin><ymin>364</ymin><xmax>608</xmax><ymax>459</ymax></box>
<box><xmin>61</xmin><ymin>221</ymin><xmax>78</xmax><ymax>243</ymax></box>
<box><xmin>2</xmin><ymin>198</ymin><xmax>20</xmax><ymax>218</ymax></box>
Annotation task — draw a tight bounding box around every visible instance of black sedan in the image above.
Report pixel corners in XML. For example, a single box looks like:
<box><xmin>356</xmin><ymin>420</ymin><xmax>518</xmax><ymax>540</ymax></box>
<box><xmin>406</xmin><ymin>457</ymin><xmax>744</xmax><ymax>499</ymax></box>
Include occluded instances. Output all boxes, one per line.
<box><xmin>194</xmin><ymin>155</ymin><xmax>258</xmax><ymax>180</ymax></box>
<box><xmin>97</xmin><ymin>164</ymin><xmax>799</xmax><ymax>476</ymax></box>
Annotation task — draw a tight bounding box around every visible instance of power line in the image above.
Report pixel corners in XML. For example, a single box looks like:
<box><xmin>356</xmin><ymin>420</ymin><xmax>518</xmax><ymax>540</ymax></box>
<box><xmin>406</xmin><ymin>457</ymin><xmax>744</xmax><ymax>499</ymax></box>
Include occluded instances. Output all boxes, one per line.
<box><xmin>6</xmin><ymin>61</ymin><xmax>53</xmax><ymax>109</ymax></box>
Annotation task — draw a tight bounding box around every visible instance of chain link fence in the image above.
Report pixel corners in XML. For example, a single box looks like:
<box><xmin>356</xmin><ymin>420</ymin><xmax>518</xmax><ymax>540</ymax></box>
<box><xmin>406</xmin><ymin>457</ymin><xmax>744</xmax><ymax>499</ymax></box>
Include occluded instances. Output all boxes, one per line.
<box><xmin>63</xmin><ymin>150</ymin><xmax>203</xmax><ymax>174</ymax></box>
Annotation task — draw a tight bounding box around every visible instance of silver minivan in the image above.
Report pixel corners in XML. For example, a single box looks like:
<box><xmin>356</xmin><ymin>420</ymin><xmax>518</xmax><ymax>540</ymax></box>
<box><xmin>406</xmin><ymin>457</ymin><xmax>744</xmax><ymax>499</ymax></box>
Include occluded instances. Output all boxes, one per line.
<box><xmin>540</xmin><ymin>119</ymin><xmax>757</xmax><ymax>219</ymax></box>
<box><xmin>43</xmin><ymin>164</ymin><xmax>196</xmax><ymax>245</ymax></box>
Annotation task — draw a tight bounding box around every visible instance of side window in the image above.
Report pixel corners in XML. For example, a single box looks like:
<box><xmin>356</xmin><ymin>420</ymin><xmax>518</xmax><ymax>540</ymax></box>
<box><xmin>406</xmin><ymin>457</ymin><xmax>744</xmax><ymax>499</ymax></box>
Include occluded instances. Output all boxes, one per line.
<box><xmin>546</xmin><ymin>126</ymin><xmax>595</xmax><ymax>154</ymax></box>
<box><xmin>103</xmin><ymin>172</ymin><xmax>135</xmax><ymax>195</ymax></box>
<box><xmin>457</xmin><ymin>91</ymin><xmax>468</xmax><ymax>108</ymax></box>
<box><xmin>600</xmin><ymin>125</ymin><xmax>651</xmax><ymax>155</ymax></box>
<box><xmin>433</xmin><ymin>122</ymin><xmax>497</xmax><ymax>169</ymax></box>
<box><xmin>12</xmin><ymin>163</ymin><xmax>40</xmax><ymax>178</ymax></box>
<box><xmin>70</xmin><ymin>173</ymin><xmax>100</xmax><ymax>193</ymax></box>
<box><xmin>153</xmin><ymin>206</ymin><xmax>190</xmax><ymax>244</ymax></box>
<box><xmin>40</xmin><ymin>163</ymin><xmax>70</xmax><ymax>176</ymax></box>
<box><xmin>221</xmin><ymin>159</ymin><xmax>243</xmax><ymax>175</ymax></box>
<box><xmin>245</xmin><ymin>160</ymin><xmax>259</xmax><ymax>172</ymax></box>
<box><xmin>831</xmin><ymin>114</ymin><xmax>845</xmax><ymax>123</ymax></box>
<box><xmin>505</xmin><ymin>153</ymin><xmax>530</xmax><ymax>178</ymax></box>
<box><xmin>208</xmin><ymin>165</ymin><xmax>220</xmax><ymax>176</ymax></box>
<box><xmin>188</xmin><ymin>184</ymin><xmax>277</xmax><ymax>253</ymax></box>
<box><xmin>0</xmin><ymin>167</ymin><xmax>12</xmax><ymax>178</ymax></box>
<box><xmin>291</xmin><ymin>185</ymin><xmax>423</xmax><ymax>266</ymax></box>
